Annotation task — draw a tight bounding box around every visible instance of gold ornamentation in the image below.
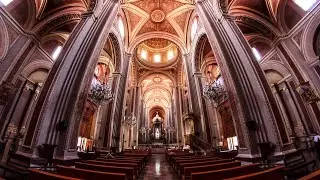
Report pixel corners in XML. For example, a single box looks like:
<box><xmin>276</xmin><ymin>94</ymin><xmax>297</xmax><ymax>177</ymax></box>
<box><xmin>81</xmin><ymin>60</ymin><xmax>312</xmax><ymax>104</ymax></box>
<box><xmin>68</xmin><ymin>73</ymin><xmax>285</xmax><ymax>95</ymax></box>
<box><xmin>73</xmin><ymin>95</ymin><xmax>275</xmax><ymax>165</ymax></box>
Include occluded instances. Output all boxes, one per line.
<box><xmin>296</xmin><ymin>81</ymin><xmax>320</xmax><ymax>104</ymax></box>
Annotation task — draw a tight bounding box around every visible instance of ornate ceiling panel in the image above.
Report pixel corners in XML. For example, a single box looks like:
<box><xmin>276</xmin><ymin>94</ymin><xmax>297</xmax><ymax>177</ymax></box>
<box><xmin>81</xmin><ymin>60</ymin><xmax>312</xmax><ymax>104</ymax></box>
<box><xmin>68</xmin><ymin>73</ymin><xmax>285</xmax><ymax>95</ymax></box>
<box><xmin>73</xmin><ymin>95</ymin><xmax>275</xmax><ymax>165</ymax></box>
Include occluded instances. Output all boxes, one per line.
<box><xmin>36</xmin><ymin>0</ymin><xmax>87</xmax><ymax>20</ymax></box>
<box><xmin>122</xmin><ymin>0</ymin><xmax>194</xmax><ymax>46</ymax></box>
<box><xmin>230</xmin><ymin>0</ymin><xmax>274</xmax><ymax>23</ymax></box>
<box><xmin>143</xmin><ymin>38</ymin><xmax>172</xmax><ymax>49</ymax></box>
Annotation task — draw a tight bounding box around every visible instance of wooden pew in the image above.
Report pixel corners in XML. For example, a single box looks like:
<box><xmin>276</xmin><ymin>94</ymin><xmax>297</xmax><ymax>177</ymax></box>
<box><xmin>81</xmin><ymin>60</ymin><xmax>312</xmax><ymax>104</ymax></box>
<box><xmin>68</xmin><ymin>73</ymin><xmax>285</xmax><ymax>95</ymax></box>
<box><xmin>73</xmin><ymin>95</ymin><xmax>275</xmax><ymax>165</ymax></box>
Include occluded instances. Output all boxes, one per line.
<box><xmin>178</xmin><ymin>159</ymin><xmax>234</xmax><ymax>175</ymax></box>
<box><xmin>284</xmin><ymin>150</ymin><xmax>315</xmax><ymax>178</ymax></box>
<box><xmin>83</xmin><ymin>160</ymin><xmax>140</xmax><ymax>175</ymax></box>
<box><xmin>28</xmin><ymin>168</ymin><xmax>82</xmax><ymax>180</ymax></box>
<box><xmin>75</xmin><ymin>162</ymin><xmax>135</xmax><ymax>180</ymax></box>
<box><xmin>224</xmin><ymin>166</ymin><xmax>284</xmax><ymax>180</ymax></box>
<box><xmin>182</xmin><ymin>161</ymin><xmax>241</xmax><ymax>180</ymax></box>
<box><xmin>56</xmin><ymin>165</ymin><xmax>125</xmax><ymax>180</ymax></box>
<box><xmin>96</xmin><ymin>158</ymin><xmax>144</xmax><ymax>170</ymax></box>
<box><xmin>174</xmin><ymin>157</ymin><xmax>220</xmax><ymax>168</ymax></box>
<box><xmin>191</xmin><ymin>163</ymin><xmax>261</xmax><ymax>180</ymax></box>
<box><xmin>112</xmin><ymin>157</ymin><xmax>147</xmax><ymax>166</ymax></box>
<box><xmin>298</xmin><ymin>169</ymin><xmax>320</xmax><ymax>180</ymax></box>
<box><xmin>173</xmin><ymin>156</ymin><xmax>218</xmax><ymax>167</ymax></box>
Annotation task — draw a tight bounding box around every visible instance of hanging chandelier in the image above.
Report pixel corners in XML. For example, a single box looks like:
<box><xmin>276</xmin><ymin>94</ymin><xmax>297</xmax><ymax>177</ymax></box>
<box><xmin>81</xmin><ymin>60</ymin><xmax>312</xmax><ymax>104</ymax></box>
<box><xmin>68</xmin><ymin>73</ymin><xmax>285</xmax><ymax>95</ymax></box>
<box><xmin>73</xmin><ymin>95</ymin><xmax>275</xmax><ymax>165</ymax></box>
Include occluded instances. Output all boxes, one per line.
<box><xmin>88</xmin><ymin>82</ymin><xmax>113</xmax><ymax>104</ymax></box>
<box><xmin>123</xmin><ymin>113</ymin><xmax>137</xmax><ymax>127</ymax></box>
<box><xmin>203</xmin><ymin>81</ymin><xmax>227</xmax><ymax>106</ymax></box>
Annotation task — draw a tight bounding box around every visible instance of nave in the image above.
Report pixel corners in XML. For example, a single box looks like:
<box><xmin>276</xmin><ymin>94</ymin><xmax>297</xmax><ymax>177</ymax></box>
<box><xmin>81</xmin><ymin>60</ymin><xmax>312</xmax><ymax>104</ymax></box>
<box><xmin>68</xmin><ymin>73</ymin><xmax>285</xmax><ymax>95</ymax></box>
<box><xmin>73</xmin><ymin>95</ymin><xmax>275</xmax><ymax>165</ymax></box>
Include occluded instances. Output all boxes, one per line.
<box><xmin>1</xmin><ymin>0</ymin><xmax>320</xmax><ymax>179</ymax></box>
<box><xmin>21</xmin><ymin>148</ymin><xmax>320</xmax><ymax>180</ymax></box>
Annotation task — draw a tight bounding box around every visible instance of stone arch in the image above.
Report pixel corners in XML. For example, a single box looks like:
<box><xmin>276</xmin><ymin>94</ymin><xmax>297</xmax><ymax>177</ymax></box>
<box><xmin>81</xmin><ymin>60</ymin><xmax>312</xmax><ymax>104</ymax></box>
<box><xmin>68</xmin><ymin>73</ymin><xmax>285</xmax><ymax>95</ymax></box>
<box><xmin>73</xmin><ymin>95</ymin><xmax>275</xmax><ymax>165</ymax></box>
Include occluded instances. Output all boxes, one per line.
<box><xmin>260</xmin><ymin>61</ymin><xmax>291</xmax><ymax>81</ymax></box>
<box><xmin>128</xmin><ymin>32</ymin><xmax>187</xmax><ymax>54</ymax></box>
<box><xmin>301</xmin><ymin>8</ymin><xmax>320</xmax><ymax>62</ymax></box>
<box><xmin>109</xmin><ymin>32</ymin><xmax>123</xmax><ymax>73</ymax></box>
<box><xmin>264</xmin><ymin>69</ymin><xmax>285</xmax><ymax>85</ymax></box>
<box><xmin>0</xmin><ymin>16</ymin><xmax>9</xmax><ymax>60</ymax></box>
<box><xmin>138</xmin><ymin>71</ymin><xmax>177</xmax><ymax>87</ymax></box>
<box><xmin>247</xmin><ymin>35</ymin><xmax>273</xmax><ymax>57</ymax></box>
<box><xmin>31</xmin><ymin>8</ymin><xmax>84</xmax><ymax>37</ymax></box>
<box><xmin>21</xmin><ymin>60</ymin><xmax>52</xmax><ymax>78</ymax></box>
<box><xmin>193</xmin><ymin>34</ymin><xmax>207</xmax><ymax>73</ymax></box>
<box><xmin>40</xmin><ymin>33</ymin><xmax>68</xmax><ymax>57</ymax></box>
<box><xmin>313</xmin><ymin>26</ymin><xmax>320</xmax><ymax>56</ymax></box>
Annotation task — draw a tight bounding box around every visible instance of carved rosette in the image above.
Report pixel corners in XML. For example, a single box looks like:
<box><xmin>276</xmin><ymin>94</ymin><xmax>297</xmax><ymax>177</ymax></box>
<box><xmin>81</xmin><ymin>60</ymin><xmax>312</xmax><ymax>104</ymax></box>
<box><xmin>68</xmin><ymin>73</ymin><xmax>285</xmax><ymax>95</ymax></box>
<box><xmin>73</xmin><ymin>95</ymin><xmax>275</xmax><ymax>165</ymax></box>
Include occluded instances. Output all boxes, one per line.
<box><xmin>151</xmin><ymin>9</ymin><xmax>165</xmax><ymax>23</ymax></box>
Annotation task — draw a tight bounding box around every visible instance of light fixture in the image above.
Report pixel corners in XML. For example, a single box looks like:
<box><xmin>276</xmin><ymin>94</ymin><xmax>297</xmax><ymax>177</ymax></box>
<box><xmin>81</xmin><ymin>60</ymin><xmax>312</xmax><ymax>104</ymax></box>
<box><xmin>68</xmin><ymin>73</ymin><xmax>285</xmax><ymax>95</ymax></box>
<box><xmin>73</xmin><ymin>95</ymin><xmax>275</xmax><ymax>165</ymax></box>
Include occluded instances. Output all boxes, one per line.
<box><xmin>153</xmin><ymin>54</ymin><xmax>161</xmax><ymax>63</ymax></box>
<box><xmin>88</xmin><ymin>82</ymin><xmax>113</xmax><ymax>104</ymax></box>
<box><xmin>52</xmin><ymin>46</ymin><xmax>62</xmax><ymax>60</ymax></box>
<box><xmin>203</xmin><ymin>80</ymin><xmax>227</xmax><ymax>106</ymax></box>
<box><xmin>123</xmin><ymin>113</ymin><xmax>137</xmax><ymax>126</ymax></box>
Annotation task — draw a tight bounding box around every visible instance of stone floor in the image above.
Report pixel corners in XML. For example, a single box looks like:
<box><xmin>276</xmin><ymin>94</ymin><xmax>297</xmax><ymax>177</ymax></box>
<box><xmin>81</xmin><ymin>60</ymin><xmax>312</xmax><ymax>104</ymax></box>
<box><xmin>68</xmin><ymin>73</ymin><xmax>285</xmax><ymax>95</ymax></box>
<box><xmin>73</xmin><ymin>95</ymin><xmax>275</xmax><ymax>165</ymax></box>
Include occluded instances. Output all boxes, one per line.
<box><xmin>138</xmin><ymin>154</ymin><xmax>178</xmax><ymax>180</ymax></box>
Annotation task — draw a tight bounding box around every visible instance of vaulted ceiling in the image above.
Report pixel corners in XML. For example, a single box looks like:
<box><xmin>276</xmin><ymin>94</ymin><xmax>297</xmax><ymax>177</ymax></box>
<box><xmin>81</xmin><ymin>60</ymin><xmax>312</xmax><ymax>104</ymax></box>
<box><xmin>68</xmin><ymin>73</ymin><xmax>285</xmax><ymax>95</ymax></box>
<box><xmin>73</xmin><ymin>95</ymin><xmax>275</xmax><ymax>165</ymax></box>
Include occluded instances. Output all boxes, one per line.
<box><xmin>121</xmin><ymin>0</ymin><xmax>195</xmax><ymax>46</ymax></box>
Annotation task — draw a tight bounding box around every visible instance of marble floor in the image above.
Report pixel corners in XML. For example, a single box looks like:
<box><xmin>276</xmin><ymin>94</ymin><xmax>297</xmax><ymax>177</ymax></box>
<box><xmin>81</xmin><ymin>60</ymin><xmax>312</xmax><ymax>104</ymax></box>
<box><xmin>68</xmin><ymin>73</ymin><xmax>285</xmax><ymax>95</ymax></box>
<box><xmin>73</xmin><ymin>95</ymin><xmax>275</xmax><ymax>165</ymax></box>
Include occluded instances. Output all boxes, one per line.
<box><xmin>138</xmin><ymin>154</ymin><xmax>178</xmax><ymax>180</ymax></box>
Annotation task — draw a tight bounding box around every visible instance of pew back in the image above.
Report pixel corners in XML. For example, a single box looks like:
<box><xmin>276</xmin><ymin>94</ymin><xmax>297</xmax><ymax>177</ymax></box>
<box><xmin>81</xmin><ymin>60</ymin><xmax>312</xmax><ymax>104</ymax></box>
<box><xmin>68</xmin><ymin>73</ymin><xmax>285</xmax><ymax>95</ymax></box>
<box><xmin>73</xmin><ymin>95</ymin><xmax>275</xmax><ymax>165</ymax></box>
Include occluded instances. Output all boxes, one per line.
<box><xmin>298</xmin><ymin>169</ymin><xmax>320</xmax><ymax>180</ymax></box>
<box><xmin>75</xmin><ymin>162</ymin><xmax>135</xmax><ymax>180</ymax></box>
<box><xmin>29</xmin><ymin>168</ymin><xmax>82</xmax><ymax>180</ymax></box>
<box><xmin>224</xmin><ymin>166</ymin><xmax>284</xmax><ymax>180</ymax></box>
<box><xmin>191</xmin><ymin>163</ymin><xmax>261</xmax><ymax>180</ymax></box>
<box><xmin>57</xmin><ymin>165</ymin><xmax>126</xmax><ymax>180</ymax></box>
<box><xmin>183</xmin><ymin>161</ymin><xmax>241</xmax><ymax>178</ymax></box>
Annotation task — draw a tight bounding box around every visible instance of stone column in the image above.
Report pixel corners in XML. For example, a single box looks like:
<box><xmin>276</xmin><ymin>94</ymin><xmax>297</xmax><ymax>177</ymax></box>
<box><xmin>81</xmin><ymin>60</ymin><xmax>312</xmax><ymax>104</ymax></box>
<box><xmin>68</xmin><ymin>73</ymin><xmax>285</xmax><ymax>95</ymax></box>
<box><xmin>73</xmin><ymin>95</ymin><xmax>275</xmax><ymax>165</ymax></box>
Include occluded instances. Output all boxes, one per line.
<box><xmin>109</xmin><ymin>53</ymin><xmax>132</xmax><ymax>149</ymax></box>
<box><xmin>197</xmin><ymin>0</ymin><xmax>291</xmax><ymax>157</ymax></box>
<box><xmin>174</xmin><ymin>86</ymin><xmax>184</xmax><ymax>144</ymax></box>
<box><xmin>23</xmin><ymin>1</ymin><xmax>120</xmax><ymax>160</ymax></box>
<box><xmin>183</xmin><ymin>55</ymin><xmax>204</xmax><ymax>136</ymax></box>
<box><xmin>272</xmin><ymin>84</ymin><xmax>294</xmax><ymax>140</ymax></box>
<box><xmin>277</xmin><ymin>41</ymin><xmax>320</xmax><ymax>132</ymax></box>
<box><xmin>194</xmin><ymin>72</ymin><xmax>210</xmax><ymax>141</ymax></box>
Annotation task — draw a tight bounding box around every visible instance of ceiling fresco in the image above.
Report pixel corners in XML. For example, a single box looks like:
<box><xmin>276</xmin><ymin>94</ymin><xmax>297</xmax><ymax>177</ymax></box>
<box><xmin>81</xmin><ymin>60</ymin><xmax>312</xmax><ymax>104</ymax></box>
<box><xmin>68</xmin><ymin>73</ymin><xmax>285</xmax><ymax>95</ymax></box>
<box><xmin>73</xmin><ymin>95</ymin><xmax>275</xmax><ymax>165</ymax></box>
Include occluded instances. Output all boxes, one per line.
<box><xmin>121</xmin><ymin>0</ymin><xmax>195</xmax><ymax>45</ymax></box>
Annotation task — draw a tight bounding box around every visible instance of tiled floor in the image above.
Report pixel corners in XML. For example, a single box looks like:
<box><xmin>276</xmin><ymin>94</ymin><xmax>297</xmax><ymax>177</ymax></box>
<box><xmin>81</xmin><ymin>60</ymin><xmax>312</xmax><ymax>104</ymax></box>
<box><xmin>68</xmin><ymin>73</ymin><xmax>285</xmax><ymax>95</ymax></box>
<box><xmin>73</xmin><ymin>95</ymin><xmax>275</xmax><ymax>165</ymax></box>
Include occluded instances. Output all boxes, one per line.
<box><xmin>139</xmin><ymin>154</ymin><xmax>178</xmax><ymax>180</ymax></box>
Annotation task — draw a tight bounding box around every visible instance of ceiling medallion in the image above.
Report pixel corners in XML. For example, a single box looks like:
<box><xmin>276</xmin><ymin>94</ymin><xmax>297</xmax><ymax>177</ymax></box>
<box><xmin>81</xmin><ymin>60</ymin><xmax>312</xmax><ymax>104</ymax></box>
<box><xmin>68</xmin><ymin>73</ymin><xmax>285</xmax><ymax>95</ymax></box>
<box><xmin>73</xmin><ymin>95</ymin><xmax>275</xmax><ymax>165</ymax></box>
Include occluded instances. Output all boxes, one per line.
<box><xmin>153</xmin><ymin>77</ymin><xmax>162</xmax><ymax>83</ymax></box>
<box><xmin>151</xmin><ymin>9</ymin><xmax>165</xmax><ymax>23</ymax></box>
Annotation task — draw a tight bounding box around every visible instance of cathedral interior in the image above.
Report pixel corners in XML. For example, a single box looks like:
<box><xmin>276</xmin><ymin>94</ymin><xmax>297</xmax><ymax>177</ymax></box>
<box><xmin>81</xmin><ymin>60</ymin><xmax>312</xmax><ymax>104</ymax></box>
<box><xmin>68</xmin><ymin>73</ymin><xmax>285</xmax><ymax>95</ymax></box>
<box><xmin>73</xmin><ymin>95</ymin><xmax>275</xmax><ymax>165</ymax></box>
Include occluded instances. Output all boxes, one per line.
<box><xmin>0</xmin><ymin>0</ymin><xmax>320</xmax><ymax>179</ymax></box>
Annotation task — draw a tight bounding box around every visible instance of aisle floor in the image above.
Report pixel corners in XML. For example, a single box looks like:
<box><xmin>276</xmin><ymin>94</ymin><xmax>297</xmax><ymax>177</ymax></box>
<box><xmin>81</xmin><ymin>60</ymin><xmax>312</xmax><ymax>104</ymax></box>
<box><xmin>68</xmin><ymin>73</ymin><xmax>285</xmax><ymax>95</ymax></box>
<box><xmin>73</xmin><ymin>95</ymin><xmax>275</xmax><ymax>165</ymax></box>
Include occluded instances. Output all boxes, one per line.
<box><xmin>139</xmin><ymin>154</ymin><xmax>178</xmax><ymax>180</ymax></box>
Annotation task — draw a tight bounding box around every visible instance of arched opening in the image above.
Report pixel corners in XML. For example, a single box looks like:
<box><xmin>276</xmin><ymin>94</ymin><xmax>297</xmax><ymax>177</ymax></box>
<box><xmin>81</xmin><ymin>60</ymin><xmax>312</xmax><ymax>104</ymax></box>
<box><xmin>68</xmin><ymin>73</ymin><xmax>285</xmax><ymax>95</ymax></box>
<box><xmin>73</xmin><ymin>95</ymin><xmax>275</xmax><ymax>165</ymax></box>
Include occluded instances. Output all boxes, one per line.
<box><xmin>27</xmin><ymin>68</ymin><xmax>49</xmax><ymax>84</ymax></box>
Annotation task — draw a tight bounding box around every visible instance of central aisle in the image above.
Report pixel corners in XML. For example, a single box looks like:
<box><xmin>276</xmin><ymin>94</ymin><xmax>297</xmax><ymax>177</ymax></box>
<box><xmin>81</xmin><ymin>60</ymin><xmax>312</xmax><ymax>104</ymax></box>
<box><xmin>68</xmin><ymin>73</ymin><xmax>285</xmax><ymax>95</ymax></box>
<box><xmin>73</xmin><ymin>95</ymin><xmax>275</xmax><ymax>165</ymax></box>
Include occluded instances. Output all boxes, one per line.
<box><xmin>139</xmin><ymin>154</ymin><xmax>178</xmax><ymax>180</ymax></box>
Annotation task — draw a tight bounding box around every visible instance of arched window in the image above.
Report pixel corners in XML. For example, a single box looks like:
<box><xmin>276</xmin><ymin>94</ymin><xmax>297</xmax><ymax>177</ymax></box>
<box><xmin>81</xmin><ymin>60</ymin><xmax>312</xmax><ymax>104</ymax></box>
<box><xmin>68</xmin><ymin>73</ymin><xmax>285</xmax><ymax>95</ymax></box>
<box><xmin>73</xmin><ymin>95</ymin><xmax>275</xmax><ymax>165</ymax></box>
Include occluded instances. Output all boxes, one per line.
<box><xmin>293</xmin><ymin>0</ymin><xmax>317</xmax><ymax>11</ymax></box>
<box><xmin>167</xmin><ymin>49</ymin><xmax>174</xmax><ymax>60</ymax></box>
<box><xmin>191</xmin><ymin>18</ymin><xmax>198</xmax><ymax>41</ymax></box>
<box><xmin>118</xmin><ymin>17</ymin><xmax>125</xmax><ymax>40</ymax></box>
<box><xmin>52</xmin><ymin>46</ymin><xmax>62</xmax><ymax>60</ymax></box>
<box><xmin>0</xmin><ymin>0</ymin><xmax>13</xmax><ymax>6</ymax></box>
<box><xmin>153</xmin><ymin>54</ymin><xmax>161</xmax><ymax>63</ymax></box>
<box><xmin>252</xmin><ymin>47</ymin><xmax>262</xmax><ymax>61</ymax></box>
<box><xmin>141</xmin><ymin>49</ymin><xmax>147</xmax><ymax>60</ymax></box>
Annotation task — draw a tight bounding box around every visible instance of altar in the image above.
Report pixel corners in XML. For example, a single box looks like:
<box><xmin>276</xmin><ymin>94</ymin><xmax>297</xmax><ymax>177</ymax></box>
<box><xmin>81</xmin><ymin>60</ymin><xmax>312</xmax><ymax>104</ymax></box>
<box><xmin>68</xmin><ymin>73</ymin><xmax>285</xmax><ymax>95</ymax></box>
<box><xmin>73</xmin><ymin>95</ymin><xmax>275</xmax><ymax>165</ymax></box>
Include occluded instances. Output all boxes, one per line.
<box><xmin>149</xmin><ymin>112</ymin><xmax>166</xmax><ymax>144</ymax></box>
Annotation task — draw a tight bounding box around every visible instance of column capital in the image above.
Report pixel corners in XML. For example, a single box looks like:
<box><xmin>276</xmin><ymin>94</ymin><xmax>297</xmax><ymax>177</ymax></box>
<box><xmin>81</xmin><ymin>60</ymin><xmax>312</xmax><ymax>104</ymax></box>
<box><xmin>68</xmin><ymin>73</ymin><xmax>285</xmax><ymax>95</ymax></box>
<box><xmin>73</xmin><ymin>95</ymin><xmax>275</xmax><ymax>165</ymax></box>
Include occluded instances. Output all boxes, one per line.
<box><xmin>182</xmin><ymin>53</ymin><xmax>191</xmax><ymax>58</ymax></box>
<box><xmin>112</xmin><ymin>72</ymin><xmax>122</xmax><ymax>77</ymax></box>
<box><xmin>124</xmin><ymin>51</ymin><xmax>133</xmax><ymax>57</ymax></box>
<box><xmin>193</xmin><ymin>72</ymin><xmax>203</xmax><ymax>77</ymax></box>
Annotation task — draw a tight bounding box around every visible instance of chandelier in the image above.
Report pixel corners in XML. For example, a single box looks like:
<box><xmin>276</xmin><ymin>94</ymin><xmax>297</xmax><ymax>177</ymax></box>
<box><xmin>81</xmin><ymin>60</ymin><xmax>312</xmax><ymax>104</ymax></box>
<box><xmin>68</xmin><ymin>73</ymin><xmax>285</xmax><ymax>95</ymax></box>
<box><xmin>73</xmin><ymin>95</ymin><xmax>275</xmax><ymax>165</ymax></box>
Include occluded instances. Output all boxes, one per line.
<box><xmin>203</xmin><ymin>80</ymin><xmax>227</xmax><ymax>106</ymax></box>
<box><xmin>123</xmin><ymin>113</ymin><xmax>137</xmax><ymax>127</ymax></box>
<box><xmin>88</xmin><ymin>82</ymin><xmax>113</xmax><ymax>104</ymax></box>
